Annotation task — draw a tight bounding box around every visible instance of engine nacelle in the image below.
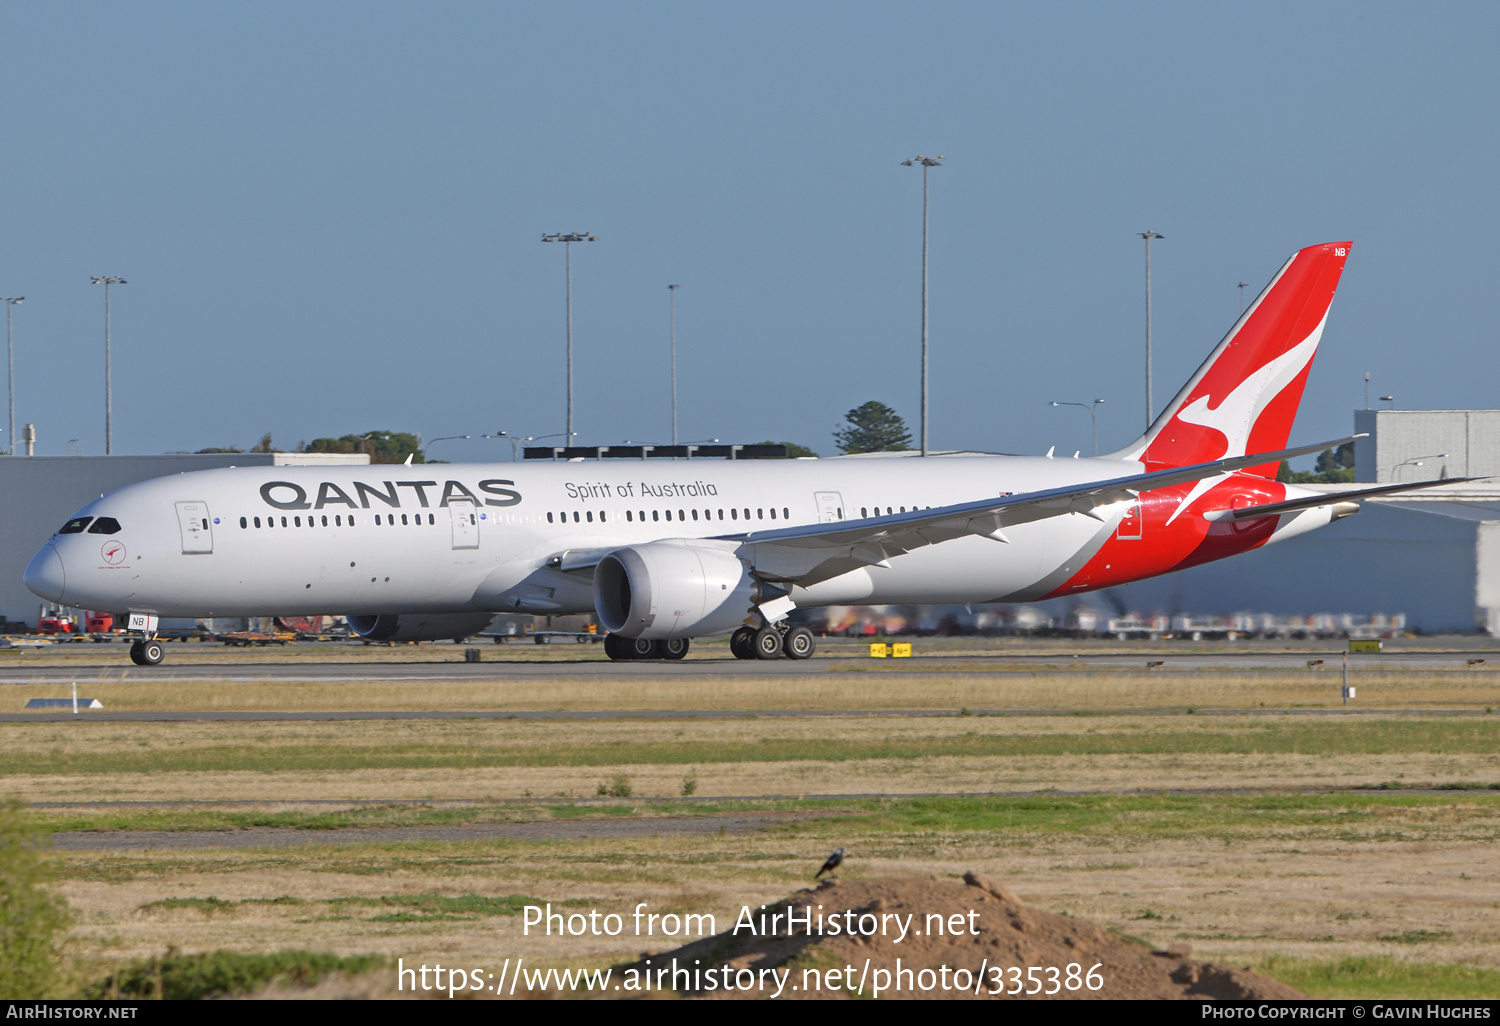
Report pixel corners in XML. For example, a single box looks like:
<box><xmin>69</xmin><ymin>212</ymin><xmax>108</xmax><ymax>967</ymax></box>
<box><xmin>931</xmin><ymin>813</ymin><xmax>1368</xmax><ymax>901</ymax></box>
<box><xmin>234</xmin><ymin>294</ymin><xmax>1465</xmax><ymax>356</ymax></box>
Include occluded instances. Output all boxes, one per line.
<box><xmin>346</xmin><ymin>611</ymin><xmax>496</xmax><ymax>643</ymax></box>
<box><xmin>593</xmin><ymin>541</ymin><xmax>757</xmax><ymax>640</ymax></box>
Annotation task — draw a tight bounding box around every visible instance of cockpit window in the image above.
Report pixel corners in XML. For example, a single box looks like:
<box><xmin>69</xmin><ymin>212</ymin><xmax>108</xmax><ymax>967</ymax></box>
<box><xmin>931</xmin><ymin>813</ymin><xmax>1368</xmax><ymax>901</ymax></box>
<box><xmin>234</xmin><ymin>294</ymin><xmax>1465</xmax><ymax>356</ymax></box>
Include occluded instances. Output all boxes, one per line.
<box><xmin>59</xmin><ymin>517</ymin><xmax>93</xmax><ymax>534</ymax></box>
<box><xmin>87</xmin><ymin>517</ymin><xmax>122</xmax><ymax>535</ymax></box>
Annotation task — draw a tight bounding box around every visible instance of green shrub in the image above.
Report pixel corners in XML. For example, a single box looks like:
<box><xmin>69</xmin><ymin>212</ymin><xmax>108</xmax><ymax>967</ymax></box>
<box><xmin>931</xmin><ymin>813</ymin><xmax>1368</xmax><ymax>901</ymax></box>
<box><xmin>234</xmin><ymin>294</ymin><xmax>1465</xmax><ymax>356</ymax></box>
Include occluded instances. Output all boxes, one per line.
<box><xmin>86</xmin><ymin>949</ymin><xmax>385</xmax><ymax>1000</ymax></box>
<box><xmin>0</xmin><ymin>799</ymin><xmax>72</xmax><ymax>998</ymax></box>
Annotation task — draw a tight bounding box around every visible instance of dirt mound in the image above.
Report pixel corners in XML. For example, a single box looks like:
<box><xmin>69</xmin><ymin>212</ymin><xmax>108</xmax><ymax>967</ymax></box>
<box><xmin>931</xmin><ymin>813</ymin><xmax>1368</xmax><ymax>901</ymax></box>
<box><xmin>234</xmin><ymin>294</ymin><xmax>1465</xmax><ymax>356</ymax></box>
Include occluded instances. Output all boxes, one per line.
<box><xmin>623</xmin><ymin>873</ymin><xmax>1304</xmax><ymax>1000</ymax></box>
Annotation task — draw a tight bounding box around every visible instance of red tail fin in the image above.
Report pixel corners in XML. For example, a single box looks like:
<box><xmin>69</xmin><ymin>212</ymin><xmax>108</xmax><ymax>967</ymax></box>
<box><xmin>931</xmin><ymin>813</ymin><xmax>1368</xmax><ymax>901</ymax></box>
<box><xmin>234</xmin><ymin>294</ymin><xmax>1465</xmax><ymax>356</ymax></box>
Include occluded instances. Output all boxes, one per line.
<box><xmin>1120</xmin><ymin>241</ymin><xmax>1352</xmax><ymax>474</ymax></box>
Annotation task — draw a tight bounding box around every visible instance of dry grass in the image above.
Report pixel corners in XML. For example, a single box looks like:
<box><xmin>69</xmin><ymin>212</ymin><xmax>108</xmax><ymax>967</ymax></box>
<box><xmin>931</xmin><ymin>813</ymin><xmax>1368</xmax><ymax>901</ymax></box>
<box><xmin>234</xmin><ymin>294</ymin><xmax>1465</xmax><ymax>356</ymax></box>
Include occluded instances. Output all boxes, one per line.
<box><xmin>5</xmin><ymin>715</ymin><xmax>1500</xmax><ymax>804</ymax></box>
<box><xmin>49</xmin><ymin>799</ymin><xmax>1500</xmax><ymax>982</ymax></box>
<box><xmin>5</xmin><ymin>667</ymin><xmax>1498</xmax><ymax>713</ymax></box>
<box><xmin>9</xmin><ymin>644</ymin><xmax>1496</xmax><ymax>996</ymax></box>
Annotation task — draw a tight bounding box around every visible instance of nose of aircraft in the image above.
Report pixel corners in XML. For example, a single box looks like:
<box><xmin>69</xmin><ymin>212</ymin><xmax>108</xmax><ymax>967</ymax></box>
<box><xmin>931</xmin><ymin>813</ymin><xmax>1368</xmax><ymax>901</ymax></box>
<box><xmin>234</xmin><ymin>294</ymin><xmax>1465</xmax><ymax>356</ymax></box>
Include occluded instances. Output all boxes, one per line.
<box><xmin>24</xmin><ymin>544</ymin><xmax>66</xmax><ymax>603</ymax></box>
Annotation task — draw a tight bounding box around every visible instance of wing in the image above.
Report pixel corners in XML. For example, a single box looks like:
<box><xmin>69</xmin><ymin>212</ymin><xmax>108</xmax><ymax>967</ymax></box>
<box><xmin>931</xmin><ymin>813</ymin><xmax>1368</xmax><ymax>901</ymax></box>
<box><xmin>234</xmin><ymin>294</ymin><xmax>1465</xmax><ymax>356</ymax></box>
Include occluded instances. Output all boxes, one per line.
<box><xmin>723</xmin><ymin>436</ymin><xmax>1360</xmax><ymax>585</ymax></box>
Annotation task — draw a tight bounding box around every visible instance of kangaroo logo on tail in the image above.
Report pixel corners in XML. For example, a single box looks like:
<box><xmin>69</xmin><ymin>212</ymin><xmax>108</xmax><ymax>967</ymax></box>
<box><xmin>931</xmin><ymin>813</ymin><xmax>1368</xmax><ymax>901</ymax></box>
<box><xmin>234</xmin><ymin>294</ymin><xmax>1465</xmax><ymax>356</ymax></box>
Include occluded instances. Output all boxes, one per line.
<box><xmin>1116</xmin><ymin>241</ymin><xmax>1353</xmax><ymax>517</ymax></box>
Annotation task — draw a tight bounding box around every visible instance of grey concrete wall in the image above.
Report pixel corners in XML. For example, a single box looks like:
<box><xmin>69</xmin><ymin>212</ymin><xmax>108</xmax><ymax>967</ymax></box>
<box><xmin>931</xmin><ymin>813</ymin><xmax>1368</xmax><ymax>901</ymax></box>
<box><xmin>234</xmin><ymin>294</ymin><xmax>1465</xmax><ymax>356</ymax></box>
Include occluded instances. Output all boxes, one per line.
<box><xmin>1103</xmin><ymin>502</ymin><xmax>1484</xmax><ymax>633</ymax></box>
<box><xmin>1353</xmin><ymin>409</ymin><xmax>1500</xmax><ymax>483</ymax></box>
<box><xmin>1</xmin><ymin>453</ymin><xmax>368</xmax><ymax>625</ymax></box>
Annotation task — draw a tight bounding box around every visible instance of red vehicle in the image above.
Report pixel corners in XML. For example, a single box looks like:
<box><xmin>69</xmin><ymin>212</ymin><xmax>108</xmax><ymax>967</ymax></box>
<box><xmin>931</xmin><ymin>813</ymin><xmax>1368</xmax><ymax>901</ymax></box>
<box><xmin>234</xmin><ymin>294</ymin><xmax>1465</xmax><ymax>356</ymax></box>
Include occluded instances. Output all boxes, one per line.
<box><xmin>85</xmin><ymin>611</ymin><xmax>114</xmax><ymax>633</ymax></box>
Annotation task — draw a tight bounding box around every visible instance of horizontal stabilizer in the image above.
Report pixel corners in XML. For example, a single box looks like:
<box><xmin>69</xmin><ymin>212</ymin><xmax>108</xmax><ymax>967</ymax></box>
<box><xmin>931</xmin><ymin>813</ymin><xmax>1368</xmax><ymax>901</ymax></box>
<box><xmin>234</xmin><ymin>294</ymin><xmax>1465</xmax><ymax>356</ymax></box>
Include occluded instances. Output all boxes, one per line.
<box><xmin>1205</xmin><ymin>477</ymin><xmax>1486</xmax><ymax>521</ymax></box>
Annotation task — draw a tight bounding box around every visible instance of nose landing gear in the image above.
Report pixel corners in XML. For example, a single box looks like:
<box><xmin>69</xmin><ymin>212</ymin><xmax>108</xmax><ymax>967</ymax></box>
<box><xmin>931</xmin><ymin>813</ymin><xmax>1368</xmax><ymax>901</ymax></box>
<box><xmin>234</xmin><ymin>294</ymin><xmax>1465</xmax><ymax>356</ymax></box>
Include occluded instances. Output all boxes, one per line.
<box><xmin>129</xmin><ymin>639</ymin><xmax>165</xmax><ymax>666</ymax></box>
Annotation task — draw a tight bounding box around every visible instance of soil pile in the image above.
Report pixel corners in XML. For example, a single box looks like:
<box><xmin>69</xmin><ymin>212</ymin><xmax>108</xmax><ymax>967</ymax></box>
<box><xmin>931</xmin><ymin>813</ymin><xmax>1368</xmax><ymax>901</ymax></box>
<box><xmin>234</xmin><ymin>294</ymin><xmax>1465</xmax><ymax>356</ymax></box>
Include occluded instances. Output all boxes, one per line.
<box><xmin>625</xmin><ymin>873</ymin><xmax>1305</xmax><ymax>1000</ymax></box>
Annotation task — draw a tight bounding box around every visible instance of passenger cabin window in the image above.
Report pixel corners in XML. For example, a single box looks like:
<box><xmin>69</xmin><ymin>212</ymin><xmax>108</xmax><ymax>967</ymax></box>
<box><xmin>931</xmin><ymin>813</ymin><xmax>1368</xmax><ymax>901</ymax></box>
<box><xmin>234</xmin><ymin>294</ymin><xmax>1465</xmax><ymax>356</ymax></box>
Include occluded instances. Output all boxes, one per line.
<box><xmin>59</xmin><ymin>517</ymin><xmax>92</xmax><ymax>534</ymax></box>
<box><xmin>626</xmin><ymin>511</ymin><xmax>633</xmax><ymax>522</ymax></box>
<box><xmin>240</xmin><ymin>517</ymin><xmax>247</xmax><ymax>528</ymax></box>
<box><xmin>255</xmin><ymin>517</ymin><xmax>262</xmax><ymax>528</ymax></box>
<box><xmin>88</xmin><ymin>517</ymin><xmax>122</xmax><ymax>535</ymax></box>
<box><xmin>547</xmin><ymin>512</ymin><xmax>554</xmax><ymax>523</ymax></box>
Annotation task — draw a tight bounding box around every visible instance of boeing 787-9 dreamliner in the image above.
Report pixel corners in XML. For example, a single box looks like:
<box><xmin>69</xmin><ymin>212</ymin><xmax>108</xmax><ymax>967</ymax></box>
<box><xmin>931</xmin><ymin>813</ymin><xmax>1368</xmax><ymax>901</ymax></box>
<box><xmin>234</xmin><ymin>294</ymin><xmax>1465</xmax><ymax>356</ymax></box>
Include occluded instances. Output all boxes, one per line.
<box><xmin>24</xmin><ymin>241</ymin><xmax>1452</xmax><ymax>665</ymax></box>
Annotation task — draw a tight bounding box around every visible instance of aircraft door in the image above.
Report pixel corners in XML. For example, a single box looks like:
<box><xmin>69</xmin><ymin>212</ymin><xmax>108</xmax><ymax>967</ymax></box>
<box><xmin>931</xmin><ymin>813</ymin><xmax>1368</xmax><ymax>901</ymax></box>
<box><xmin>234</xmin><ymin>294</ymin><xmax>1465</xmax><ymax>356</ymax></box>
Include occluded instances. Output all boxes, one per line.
<box><xmin>449</xmin><ymin>499</ymin><xmax>479</xmax><ymax>549</ymax></box>
<box><xmin>175</xmin><ymin>501</ymin><xmax>214</xmax><ymax>554</ymax></box>
<box><xmin>814</xmin><ymin>491</ymin><xmax>844</xmax><ymax>523</ymax></box>
<box><xmin>1116</xmin><ymin>501</ymin><xmax>1142</xmax><ymax>539</ymax></box>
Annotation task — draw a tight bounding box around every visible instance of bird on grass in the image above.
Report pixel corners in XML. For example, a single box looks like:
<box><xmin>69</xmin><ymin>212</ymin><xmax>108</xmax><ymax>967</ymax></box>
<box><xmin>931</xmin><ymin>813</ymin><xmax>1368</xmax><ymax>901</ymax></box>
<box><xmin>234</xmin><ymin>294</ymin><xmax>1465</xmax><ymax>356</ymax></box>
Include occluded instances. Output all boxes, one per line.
<box><xmin>815</xmin><ymin>847</ymin><xmax>846</xmax><ymax>879</ymax></box>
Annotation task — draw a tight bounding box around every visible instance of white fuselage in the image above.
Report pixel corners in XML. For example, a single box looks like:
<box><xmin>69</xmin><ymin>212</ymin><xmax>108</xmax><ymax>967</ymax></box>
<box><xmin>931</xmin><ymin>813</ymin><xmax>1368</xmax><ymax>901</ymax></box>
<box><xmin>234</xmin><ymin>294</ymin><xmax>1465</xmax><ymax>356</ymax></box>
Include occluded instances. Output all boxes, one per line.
<box><xmin>24</xmin><ymin>454</ymin><xmax>1332</xmax><ymax>622</ymax></box>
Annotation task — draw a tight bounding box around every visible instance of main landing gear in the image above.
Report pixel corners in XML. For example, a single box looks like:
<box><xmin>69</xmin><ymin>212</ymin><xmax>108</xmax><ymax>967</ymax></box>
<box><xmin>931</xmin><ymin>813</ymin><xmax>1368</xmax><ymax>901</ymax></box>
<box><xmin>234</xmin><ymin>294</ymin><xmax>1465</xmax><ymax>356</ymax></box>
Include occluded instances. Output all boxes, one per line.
<box><xmin>603</xmin><ymin>634</ymin><xmax>690</xmax><ymax>661</ymax></box>
<box><xmin>730</xmin><ymin>623</ymin><xmax>815</xmax><ymax>661</ymax></box>
<box><xmin>129</xmin><ymin>639</ymin><xmax>165</xmax><ymax>666</ymax></box>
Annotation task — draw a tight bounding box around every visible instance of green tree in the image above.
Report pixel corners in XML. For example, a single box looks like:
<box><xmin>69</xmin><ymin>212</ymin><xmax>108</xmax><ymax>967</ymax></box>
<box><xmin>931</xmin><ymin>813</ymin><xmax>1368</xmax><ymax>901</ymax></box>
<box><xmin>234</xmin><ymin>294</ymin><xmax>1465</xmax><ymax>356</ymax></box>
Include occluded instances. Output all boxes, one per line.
<box><xmin>0</xmin><ymin>800</ymin><xmax>72</xmax><ymax>998</ymax></box>
<box><xmin>833</xmin><ymin>401</ymin><xmax>912</xmax><ymax>454</ymax></box>
<box><xmin>757</xmin><ymin>440</ymin><xmax>818</xmax><ymax>458</ymax></box>
<box><xmin>1281</xmin><ymin>442</ymin><xmax>1356</xmax><ymax>484</ymax></box>
<box><xmin>301</xmin><ymin>432</ymin><xmax>425</xmax><ymax>465</ymax></box>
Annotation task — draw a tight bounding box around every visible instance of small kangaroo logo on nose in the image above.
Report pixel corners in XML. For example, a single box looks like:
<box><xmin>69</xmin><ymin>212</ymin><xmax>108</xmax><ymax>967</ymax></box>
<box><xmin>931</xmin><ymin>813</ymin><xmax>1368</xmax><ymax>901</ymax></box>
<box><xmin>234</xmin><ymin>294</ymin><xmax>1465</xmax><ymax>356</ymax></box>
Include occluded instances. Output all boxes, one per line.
<box><xmin>102</xmin><ymin>541</ymin><xmax>126</xmax><ymax>565</ymax></box>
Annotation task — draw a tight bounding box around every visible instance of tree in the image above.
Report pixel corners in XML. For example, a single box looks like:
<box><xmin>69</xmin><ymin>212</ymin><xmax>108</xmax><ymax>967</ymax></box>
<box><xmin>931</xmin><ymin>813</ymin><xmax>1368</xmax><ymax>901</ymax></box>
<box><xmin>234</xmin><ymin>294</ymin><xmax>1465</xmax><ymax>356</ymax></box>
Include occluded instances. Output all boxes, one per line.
<box><xmin>301</xmin><ymin>431</ymin><xmax>425</xmax><ymax>465</ymax></box>
<box><xmin>1281</xmin><ymin>442</ymin><xmax>1355</xmax><ymax>484</ymax></box>
<box><xmin>250</xmin><ymin>433</ymin><xmax>277</xmax><ymax>454</ymax></box>
<box><xmin>833</xmin><ymin>401</ymin><xmax>911</xmax><ymax>454</ymax></box>
<box><xmin>757</xmin><ymin>440</ymin><xmax>818</xmax><ymax>458</ymax></box>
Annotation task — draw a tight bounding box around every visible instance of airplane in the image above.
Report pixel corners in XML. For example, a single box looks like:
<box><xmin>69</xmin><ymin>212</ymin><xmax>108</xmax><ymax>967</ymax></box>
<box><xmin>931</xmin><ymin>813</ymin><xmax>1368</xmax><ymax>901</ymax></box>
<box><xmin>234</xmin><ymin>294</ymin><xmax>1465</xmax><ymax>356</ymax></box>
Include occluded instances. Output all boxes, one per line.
<box><xmin>22</xmin><ymin>241</ymin><xmax>1457</xmax><ymax>667</ymax></box>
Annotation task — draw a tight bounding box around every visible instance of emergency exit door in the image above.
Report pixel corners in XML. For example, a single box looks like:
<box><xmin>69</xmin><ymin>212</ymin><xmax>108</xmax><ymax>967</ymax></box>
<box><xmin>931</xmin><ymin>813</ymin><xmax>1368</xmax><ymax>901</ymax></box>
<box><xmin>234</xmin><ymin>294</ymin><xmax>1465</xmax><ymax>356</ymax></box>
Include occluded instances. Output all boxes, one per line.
<box><xmin>175</xmin><ymin>501</ymin><xmax>213</xmax><ymax>554</ymax></box>
<box><xmin>449</xmin><ymin>500</ymin><xmax>479</xmax><ymax>549</ymax></box>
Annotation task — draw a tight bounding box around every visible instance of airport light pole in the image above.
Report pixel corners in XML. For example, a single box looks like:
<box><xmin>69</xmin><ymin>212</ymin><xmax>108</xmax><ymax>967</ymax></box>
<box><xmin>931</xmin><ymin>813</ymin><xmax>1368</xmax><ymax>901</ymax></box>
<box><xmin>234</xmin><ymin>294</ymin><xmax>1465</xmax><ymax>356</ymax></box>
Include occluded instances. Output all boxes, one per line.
<box><xmin>1050</xmin><ymin>399</ymin><xmax>1105</xmax><ymax>456</ymax></box>
<box><xmin>425</xmin><ymin>435</ymin><xmax>471</xmax><ymax>457</ymax></box>
<box><xmin>485</xmin><ymin>430</ymin><xmax>570</xmax><ymax>462</ymax></box>
<box><xmin>541</xmin><ymin>233</ymin><xmax>597</xmax><ymax>443</ymax></box>
<box><xmin>902</xmin><ymin>154</ymin><xmax>944</xmax><ymax>456</ymax></box>
<box><xmin>1138</xmin><ymin>232</ymin><xmax>1163</xmax><ymax>430</ymax></box>
<box><xmin>91</xmin><ymin>276</ymin><xmax>126</xmax><ymax>455</ymax></box>
<box><xmin>1</xmin><ymin>297</ymin><xmax>22</xmax><ymax>456</ymax></box>
<box><xmin>667</xmin><ymin>284</ymin><xmax>680</xmax><ymax>445</ymax></box>
<box><xmin>1238</xmin><ymin>281</ymin><xmax>1250</xmax><ymax>316</ymax></box>
<box><xmin>1392</xmin><ymin>454</ymin><xmax>1447</xmax><ymax>482</ymax></box>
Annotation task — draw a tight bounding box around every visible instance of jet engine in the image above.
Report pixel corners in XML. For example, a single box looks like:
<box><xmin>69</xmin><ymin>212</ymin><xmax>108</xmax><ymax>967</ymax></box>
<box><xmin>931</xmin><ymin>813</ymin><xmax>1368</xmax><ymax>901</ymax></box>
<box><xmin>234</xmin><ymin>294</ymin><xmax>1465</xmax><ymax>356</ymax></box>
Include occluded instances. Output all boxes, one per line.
<box><xmin>346</xmin><ymin>611</ymin><xmax>497</xmax><ymax>643</ymax></box>
<box><xmin>593</xmin><ymin>541</ymin><xmax>757</xmax><ymax>640</ymax></box>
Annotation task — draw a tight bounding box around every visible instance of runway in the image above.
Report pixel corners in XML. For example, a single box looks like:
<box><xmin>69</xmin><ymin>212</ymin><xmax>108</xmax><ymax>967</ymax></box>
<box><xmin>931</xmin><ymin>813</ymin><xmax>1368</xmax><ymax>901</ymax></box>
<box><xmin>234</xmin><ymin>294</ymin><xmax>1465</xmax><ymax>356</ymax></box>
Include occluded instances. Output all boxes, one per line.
<box><xmin>0</xmin><ymin>648</ymin><xmax>1496</xmax><ymax>684</ymax></box>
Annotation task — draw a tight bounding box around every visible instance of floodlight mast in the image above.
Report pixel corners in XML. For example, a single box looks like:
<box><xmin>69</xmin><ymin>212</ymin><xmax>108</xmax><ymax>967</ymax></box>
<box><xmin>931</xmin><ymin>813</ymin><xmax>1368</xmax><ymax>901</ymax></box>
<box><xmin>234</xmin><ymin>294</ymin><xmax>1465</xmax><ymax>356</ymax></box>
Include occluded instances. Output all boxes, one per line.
<box><xmin>1138</xmin><ymin>232</ymin><xmax>1163</xmax><ymax>430</ymax></box>
<box><xmin>668</xmin><ymin>284</ymin><xmax>680</xmax><ymax>446</ymax></box>
<box><xmin>902</xmin><ymin>154</ymin><xmax>944</xmax><ymax>456</ymax></box>
<box><xmin>91</xmin><ymin>276</ymin><xmax>126</xmax><ymax>455</ymax></box>
<box><xmin>541</xmin><ymin>233</ymin><xmax>597</xmax><ymax>443</ymax></box>
<box><xmin>1</xmin><ymin>297</ymin><xmax>22</xmax><ymax>456</ymax></box>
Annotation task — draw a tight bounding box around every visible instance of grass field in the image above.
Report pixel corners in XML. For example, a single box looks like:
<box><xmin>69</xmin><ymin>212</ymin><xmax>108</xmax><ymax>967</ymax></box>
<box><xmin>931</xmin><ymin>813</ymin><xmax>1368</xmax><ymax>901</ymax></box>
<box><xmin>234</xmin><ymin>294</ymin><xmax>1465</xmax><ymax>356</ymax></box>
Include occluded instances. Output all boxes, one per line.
<box><xmin>5</xmin><ymin>642</ymin><xmax>1498</xmax><ymax>999</ymax></box>
<box><xmin>5</xmin><ymin>666</ymin><xmax>1500</xmax><ymax>713</ymax></box>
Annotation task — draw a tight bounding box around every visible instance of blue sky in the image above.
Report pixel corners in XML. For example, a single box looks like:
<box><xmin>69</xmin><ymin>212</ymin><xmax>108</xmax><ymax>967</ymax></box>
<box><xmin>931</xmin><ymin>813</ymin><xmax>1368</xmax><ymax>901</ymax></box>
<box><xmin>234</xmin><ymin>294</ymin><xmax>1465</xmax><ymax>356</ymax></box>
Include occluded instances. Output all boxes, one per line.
<box><xmin>1</xmin><ymin>2</ymin><xmax>1495</xmax><ymax>461</ymax></box>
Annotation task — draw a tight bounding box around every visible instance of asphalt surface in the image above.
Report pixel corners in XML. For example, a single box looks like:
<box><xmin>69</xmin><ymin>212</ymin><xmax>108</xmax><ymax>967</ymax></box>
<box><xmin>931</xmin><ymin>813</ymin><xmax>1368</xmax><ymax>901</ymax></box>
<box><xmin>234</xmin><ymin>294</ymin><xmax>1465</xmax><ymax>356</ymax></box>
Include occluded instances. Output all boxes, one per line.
<box><xmin>0</xmin><ymin>649</ymin><xmax>1496</xmax><ymax>683</ymax></box>
<box><xmin>51</xmin><ymin>815</ymin><xmax>785</xmax><ymax>850</ymax></box>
